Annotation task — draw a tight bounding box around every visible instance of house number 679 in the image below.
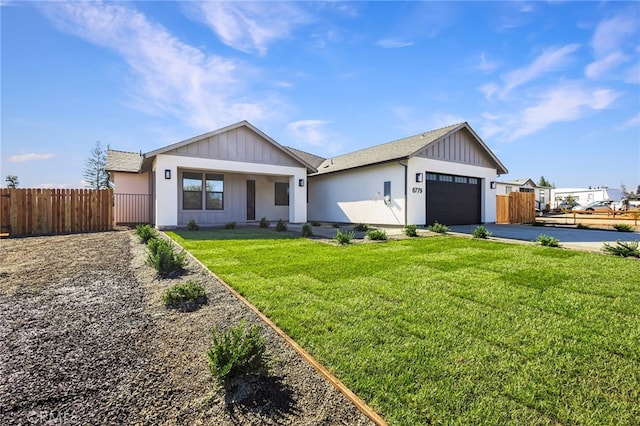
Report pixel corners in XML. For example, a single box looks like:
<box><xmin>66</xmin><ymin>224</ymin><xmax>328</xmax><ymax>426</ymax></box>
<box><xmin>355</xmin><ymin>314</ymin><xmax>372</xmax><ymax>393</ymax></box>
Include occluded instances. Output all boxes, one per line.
<box><xmin>412</xmin><ymin>187</ymin><xmax>423</xmax><ymax>194</ymax></box>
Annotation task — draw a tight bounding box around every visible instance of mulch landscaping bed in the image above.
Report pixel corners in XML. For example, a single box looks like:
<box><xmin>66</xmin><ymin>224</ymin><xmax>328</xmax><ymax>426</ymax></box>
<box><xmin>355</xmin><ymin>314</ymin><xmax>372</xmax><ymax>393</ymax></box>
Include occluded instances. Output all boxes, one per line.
<box><xmin>0</xmin><ymin>230</ymin><xmax>373</xmax><ymax>425</ymax></box>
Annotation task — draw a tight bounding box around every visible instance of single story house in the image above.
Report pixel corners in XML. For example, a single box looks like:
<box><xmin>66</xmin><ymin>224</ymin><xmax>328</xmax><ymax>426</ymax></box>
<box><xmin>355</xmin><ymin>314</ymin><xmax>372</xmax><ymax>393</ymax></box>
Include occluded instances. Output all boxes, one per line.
<box><xmin>107</xmin><ymin>121</ymin><xmax>508</xmax><ymax>228</ymax></box>
<box><xmin>495</xmin><ymin>178</ymin><xmax>552</xmax><ymax>212</ymax></box>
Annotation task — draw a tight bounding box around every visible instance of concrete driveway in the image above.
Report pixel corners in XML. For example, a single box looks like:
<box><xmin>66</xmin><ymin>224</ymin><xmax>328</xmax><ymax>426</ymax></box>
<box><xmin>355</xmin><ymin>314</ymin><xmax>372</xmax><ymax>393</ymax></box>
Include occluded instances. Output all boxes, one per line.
<box><xmin>449</xmin><ymin>224</ymin><xmax>640</xmax><ymax>253</ymax></box>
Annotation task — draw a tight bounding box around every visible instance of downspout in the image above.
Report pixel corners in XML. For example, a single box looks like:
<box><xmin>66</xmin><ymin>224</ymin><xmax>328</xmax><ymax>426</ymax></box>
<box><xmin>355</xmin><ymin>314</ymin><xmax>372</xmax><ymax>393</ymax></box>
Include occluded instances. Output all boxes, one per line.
<box><xmin>398</xmin><ymin>160</ymin><xmax>408</xmax><ymax>226</ymax></box>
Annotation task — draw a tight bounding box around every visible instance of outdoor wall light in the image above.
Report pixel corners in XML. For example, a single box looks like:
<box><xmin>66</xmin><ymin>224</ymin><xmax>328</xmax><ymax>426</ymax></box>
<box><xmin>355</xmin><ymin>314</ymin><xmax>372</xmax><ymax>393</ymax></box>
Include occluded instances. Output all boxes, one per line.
<box><xmin>164</xmin><ymin>169</ymin><xmax>171</xmax><ymax>180</ymax></box>
<box><xmin>415</xmin><ymin>173</ymin><xmax>423</xmax><ymax>183</ymax></box>
<box><xmin>298</xmin><ymin>179</ymin><xmax>305</xmax><ymax>187</ymax></box>
<box><xmin>490</xmin><ymin>181</ymin><xmax>496</xmax><ymax>189</ymax></box>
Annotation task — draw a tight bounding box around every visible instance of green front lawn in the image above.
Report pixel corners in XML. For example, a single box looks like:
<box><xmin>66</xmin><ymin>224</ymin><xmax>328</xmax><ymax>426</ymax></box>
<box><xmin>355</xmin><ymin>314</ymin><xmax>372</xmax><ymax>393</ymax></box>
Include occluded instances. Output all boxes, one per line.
<box><xmin>168</xmin><ymin>229</ymin><xmax>640</xmax><ymax>425</ymax></box>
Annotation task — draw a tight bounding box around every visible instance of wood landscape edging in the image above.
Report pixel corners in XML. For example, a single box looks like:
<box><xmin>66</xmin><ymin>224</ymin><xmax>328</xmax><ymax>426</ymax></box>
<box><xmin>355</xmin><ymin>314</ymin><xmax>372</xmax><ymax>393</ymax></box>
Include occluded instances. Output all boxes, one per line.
<box><xmin>163</xmin><ymin>232</ymin><xmax>388</xmax><ymax>426</ymax></box>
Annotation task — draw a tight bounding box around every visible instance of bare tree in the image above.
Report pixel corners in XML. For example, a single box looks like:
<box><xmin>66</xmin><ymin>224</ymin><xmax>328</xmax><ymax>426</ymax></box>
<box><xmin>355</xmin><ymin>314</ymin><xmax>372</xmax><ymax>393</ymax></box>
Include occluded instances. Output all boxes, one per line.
<box><xmin>83</xmin><ymin>141</ymin><xmax>112</xmax><ymax>189</ymax></box>
<box><xmin>5</xmin><ymin>175</ymin><xmax>19</xmax><ymax>189</ymax></box>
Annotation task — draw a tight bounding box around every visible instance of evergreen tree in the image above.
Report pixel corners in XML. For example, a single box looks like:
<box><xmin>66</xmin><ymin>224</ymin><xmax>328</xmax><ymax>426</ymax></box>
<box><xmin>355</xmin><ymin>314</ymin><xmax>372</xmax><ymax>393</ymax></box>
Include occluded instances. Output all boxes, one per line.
<box><xmin>538</xmin><ymin>176</ymin><xmax>553</xmax><ymax>187</ymax></box>
<box><xmin>83</xmin><ymin>141</ymin><xmax>112</xmax><ymax>189</ymax></box>
<box><xmin>5</xmin><ymin>175</ymin><xmax>19</xmax><ymax>189</ymax></box>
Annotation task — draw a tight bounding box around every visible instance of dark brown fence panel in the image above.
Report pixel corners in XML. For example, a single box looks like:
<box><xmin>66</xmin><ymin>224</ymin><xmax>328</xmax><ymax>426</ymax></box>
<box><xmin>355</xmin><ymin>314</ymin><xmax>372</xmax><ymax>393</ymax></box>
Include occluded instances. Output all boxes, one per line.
<box><xmin>1</xmin><ymin>188</ymin><xmax>113</xmax><ymax>237</ymax></box>
<box><xmin>1</xmin><ymin>188</ymin><xmax>10</xmax><ymax>236</ymax></box>
<box><xmin>113</xmin><ymin>193</ymin><xmax>151</xmax><ymax>225</ymax></box>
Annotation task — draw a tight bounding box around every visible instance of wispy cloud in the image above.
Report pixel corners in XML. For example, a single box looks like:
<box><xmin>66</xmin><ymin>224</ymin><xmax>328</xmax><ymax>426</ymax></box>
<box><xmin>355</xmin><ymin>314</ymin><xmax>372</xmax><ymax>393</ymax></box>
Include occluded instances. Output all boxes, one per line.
<box><xmin>40</xmin><ymin>2</ymin><xmax>271</xmax><ymax>131</ymax></box>
<box><xmin>618</xmin><ymin>113</ymin><xmax>640</xmax><ymax>130</ymax></box>
<box><xmin>475</xmin><ymin>53</ymin><xmax>500</xmax><ymax>73</ymax></box>
<box><xmin>376</xmin><ymin>38</ymin><xmax>413</xmax><ymax>49</ymax></box>
<box><xmin>586</xmin><ymin>14</ymin><xmax>638</xmax><ymax>81</ymax></box>
<box><xmin>192</xmin><ymin>2</ymin><xmax>309</xmax><ymax>56</ymax></box>
<box><xmin>500</xmin><ymin>44</ymin><xmax>581</xmax><ymax>96</ymax></box>
<box><xmin>10</xmin><ymin>153</ymin><xmax>54</xmax><ymax>163</ymax></box>
<box><xmin>509</xmin><ymin>83</ymin><xmax>619</xmax><ymax>140</ymax></box>
<box><xmin>287</xmin><ymin>120</ymin><xmax>330</xmax><ymax>147</ymax></box>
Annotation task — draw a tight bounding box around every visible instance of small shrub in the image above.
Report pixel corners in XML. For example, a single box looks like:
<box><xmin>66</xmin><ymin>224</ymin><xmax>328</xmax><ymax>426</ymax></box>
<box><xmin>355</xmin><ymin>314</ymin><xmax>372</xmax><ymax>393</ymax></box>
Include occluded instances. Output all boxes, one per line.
<box><xmin>532</xmin><ymin>221</ymin><xmax>545</xmax><ymax>227</ymax></box>
<box><xmin>602</xmin><ymin>240</ymin><xmax>640</xmax><ymax>258</ymax></box>
<box><xmin>613</xmin><ymin>223</ymin><xmax>633</xmax><ymax>232</ymax></box>
<box><xmin>275</xmin><ymin>218</ymin><xmax>287</xmax><ymax>232</ymax></box>
<box><xmin>335</xmin><ymin>229</ymin><xmax>355</xmax><ymax>245</ymax></box>
<box><xmin>207</xmin><ymin>321</ymin><xmax>270</xmax><ymax>385</ymax></box>
<box><xmin>259</xmin><ymin>217</ymin><xmax>270</xmax><ymax>228</ymax></box>
<box><xmin>366</xmin><ymin>229</ymin><xmax>388</xmax><ymax>241</ymax></box>
<box><xmin>301</xmin><ymin>223</ymin><xmax>313</xmax><ymax>237</ymax></box>
<box><xmin>428</xmin><ymin>222</ymin><xmax>449</xmax><ymax>234</ymax></box>
<box><xmin>404</xmin><ymin>224</ymin><xmax>418</xmax><ymax>237</ymax></box>
<box><xmin>310</xmin><ymin>220</ymin><xmax>322</xmax><ymax>227</ymax></box>
<box><xmin>472</xmin><ymin>225</ymin><xmax>492</xmax><ymax>239</ymax></box>
<box><xmin>536</xmin><ymin>234</ymin><xmax>560</xmax><ymax>247</ymax></box>
<box><xmin>332</xmin><ymin>223</ymin><xmax>340</xmax><ymax>228</ymax></box>
<box><xmin>576</xmin><ymin>223</ymin><xmax>590</xmax><ymax>229</ymax></box>
<box><xmin>162</xmin><ymin>281</ymin><xmax>207</xmax><ymax>311</ymax></box>
<box><xmin>146</xmin><ymin>238</ymin><xmax>187</xmax><ymax>277</ymax></box>
<box><xmin>187</xmin><ymin>219</ymin><xmax>200</xmax><ymax>231</ymax></box>
<box><xmin>134</xmin><ymin>224</ymin><xmax>157</xmax><ymax>244</ymax></box>
<box><xmin>224</xmin><ymin>221</ymin><xmax>236</xmax><ymax>229</ymax></box>
<box><xmin>353</xmin><ymin>223</ymin><xmax>369</xmax><ymax>232</ymax></box>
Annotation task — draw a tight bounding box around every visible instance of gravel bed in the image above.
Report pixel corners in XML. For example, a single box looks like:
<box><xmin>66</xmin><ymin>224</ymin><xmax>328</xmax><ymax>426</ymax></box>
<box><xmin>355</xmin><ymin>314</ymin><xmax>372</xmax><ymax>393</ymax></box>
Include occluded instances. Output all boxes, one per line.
<box><xmin>0</xmin><ymin>230</ymin><xmax>373</xmax><ymax>425</ymax></box>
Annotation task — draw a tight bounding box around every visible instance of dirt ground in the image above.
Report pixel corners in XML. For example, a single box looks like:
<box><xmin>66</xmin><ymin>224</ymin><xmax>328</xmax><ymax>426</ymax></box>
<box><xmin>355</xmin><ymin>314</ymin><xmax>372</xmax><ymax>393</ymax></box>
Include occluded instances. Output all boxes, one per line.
<box><xmin>0</xmin><ymin>230</ymin><xmax>373</xmax><ymax>425</ymax></box>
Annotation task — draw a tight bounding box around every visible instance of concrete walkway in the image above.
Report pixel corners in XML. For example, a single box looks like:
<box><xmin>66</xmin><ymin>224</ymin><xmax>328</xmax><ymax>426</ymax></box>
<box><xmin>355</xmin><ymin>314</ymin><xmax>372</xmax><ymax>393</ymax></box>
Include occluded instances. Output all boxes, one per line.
<box><xmin>449</xmin><ymin>223</ymin><xmax>640</xmax><ymax>253</ymax></box>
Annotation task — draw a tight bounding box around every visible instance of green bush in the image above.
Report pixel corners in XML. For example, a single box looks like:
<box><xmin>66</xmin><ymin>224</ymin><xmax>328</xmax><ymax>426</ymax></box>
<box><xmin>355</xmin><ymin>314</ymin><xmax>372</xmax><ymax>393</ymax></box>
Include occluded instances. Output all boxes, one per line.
<box><xmin>187</xmin><ymin>219</ymin><xmax>200</xmax><ymax>231</ymax></box>
<box><xmin>224</xmin><ymin>221</ymin><xmax>236</xmax><ymax>229</ymax></box>
<box><xmin>335</xmin><ymin>229</ymin><xmax>355</xmax><ymax>245</ymax></box>
<box><xmin>310</xmin><ymin>220</ymin><xmax>322</xmax><ymax>227</ymax></box>
<box><xmin>162</xmin><ymin>281</ymin><xmax>207</xmax><ymax>311</ymax></box>
<box><xmin>602</xmin><ymin>240</ymin><xmax>640</xmax><ymax>258</ymax></box>
<box><xmin>259</xmin><ymin>217</ymin><xmax>270</xmax><ymax>228</ymax></box>
<box><xmin>275</xmin><ymin>219</ymin><xmax>287</xmax><ymax>232</ymax></box>
<box><xmin>613</xmin><ymin>223</ymin><xmax>633</xmax><ymax>232</ymax></box>
<box><xmin>366</xmin><ymin>229</ymin><xmax>388</xmax><ymax>241</ymax></box>
<box><xmin>207</xmin><ymin>321</ymin><xmax>270</xmax><ymax>385</ymax></box>
<box><xmin>134</xmin><ymin>224</ymin><xmax>157</xmax><ymax>244</ymax></box>
<box><xmin>576</xmin><ymin>223</ymin><xmax>590</xmax><ymax>229</ymax></box>
<box><xmin>428</xmin><ymin>222</ymin><xmax>449</xmax><ymax>234</ymax></box>
<box><xmin>146</xmin><ymin>238</ymin><xmax>187</xmax><ymax>277</ymax></box>
<box><xmin>536</xmin><ymin>234</ymin><xmax>560</xmax><ymax>247</ymax></box>
<box><xmin>404</xmin><ymin>225</ymin><xmax>418</xmax><ymax>237</ymax></box>
<box><xmin>301</xmin><ymin>223</ymin><xmax>313</xmax><ymax>237</ymax></box>
<box><xmin>353</xmin><ymin>223</ymin><xmax>369</xmax><ymax>232</ymax></box>
<box><xmin>472</xmin><ymin>225</ymin><xmax>492</xmax><ymax>239</ymax></box>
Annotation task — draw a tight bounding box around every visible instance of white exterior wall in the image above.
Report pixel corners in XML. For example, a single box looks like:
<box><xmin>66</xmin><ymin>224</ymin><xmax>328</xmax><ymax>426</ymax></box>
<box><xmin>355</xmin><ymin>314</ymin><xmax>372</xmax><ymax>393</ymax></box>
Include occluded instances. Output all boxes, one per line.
<box><xmin>153</xmin><ymin>153</ymin><xmax>307</xmax><ymax>228</ymax></box>
<box><xmin>112</xmin><ymin>172</ymin><xmax>149</xmax><ymax>194</ymax></box>
<box><xmin>551</xmin><ymin>187</ymin><xmax>623</xmax><ymax>207</ymax></box>
<box><xmin>308</xmin><ymin>162</ymin><xmax>406</xmax><ymax>225</ymax></box>
<box><xmin>406</xmin><ymin>157</ymin><xmax>498</xmax><ymax>224</ymax></box>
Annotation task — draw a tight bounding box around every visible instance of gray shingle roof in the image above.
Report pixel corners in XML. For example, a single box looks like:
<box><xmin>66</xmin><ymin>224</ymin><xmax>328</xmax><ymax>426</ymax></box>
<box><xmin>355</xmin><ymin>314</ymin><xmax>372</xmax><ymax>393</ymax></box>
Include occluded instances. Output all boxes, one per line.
<box><xmin>313</xmin><ymin>123</ymin><xmax>464</xmax><ymax>175</ymax></box>
<box><xmin>105</xmin><ymin>150</ymin><xmax>143</xmax><ymax>173</ymax></box>
<box><xmin>284</xmin><ymin>146</ymin><xmax>326</xmax><ymax>169</ymax></box>
<box><xmin>498</xmin><ymin>178</ymin><xmax>536</xmax><ymax>187</ymax></box>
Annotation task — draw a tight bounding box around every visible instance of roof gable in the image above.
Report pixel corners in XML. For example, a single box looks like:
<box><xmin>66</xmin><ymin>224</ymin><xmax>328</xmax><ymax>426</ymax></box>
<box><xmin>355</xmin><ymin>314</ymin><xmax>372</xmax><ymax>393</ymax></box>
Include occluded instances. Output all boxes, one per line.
<box><xmin>145</xmin><ymin>121</ymin><xmax>316</xmax><ymax>172</ymax></box>
<box><xmin>313</xmin><ymin>122</ymin><xmax>508</xmax><ymax>175</ymax></box>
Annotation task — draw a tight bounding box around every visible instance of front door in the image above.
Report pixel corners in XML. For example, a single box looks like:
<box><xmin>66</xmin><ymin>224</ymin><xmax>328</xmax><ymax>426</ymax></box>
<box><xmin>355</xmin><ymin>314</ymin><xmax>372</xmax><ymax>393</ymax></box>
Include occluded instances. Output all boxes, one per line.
<box><xmin>246</xmin><ymin>180</ymin><xmax>255</xmax><ymax>221</ymax></box>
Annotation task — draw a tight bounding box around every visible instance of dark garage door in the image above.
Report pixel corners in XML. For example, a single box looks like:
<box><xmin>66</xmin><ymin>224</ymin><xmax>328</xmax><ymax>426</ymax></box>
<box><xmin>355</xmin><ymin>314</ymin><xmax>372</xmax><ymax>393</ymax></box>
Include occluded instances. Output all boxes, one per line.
<box><xmin>426</xmin><ymin>173</ymin><xmax>481</xmax><ymax>225</ymax></box>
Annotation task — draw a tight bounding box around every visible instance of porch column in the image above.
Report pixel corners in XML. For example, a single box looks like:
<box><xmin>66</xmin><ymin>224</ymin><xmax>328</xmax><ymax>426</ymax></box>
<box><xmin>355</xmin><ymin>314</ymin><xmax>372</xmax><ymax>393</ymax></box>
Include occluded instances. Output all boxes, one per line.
<box><xmin>289</xmin><ymin>174</ymin><xmax>307</xmax><ymax>224</ymax></box>
<box><xmin>154</xmin><ymin>154</ymin><xmax>178</xmax><ymax>229</ymax></box>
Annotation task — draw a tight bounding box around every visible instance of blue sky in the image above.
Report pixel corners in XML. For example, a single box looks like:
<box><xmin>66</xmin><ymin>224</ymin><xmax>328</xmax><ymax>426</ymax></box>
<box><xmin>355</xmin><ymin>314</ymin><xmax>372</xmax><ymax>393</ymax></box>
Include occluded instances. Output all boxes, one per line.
<box><xmin>2</xmin><ymin>1</ymin><xmax>639</xmax><ymax>190</ymax></box>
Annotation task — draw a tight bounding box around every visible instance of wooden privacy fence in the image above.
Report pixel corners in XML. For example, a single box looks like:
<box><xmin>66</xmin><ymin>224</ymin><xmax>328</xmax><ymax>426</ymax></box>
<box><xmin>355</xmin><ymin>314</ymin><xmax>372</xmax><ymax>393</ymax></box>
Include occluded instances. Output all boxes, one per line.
<box><xmin>0</xmin><ymin>188</ymin><xmax>113</xmax><ymax>237</ymax></box>
<box><xmin>496</xmin><ymin>192</ymin><xmax>536</xmax><ymax>224</ymax></box>
<box><xmin>113</xmin><ymin>193</ymin><xmax>152</xmax><ymax>225</ymax></box>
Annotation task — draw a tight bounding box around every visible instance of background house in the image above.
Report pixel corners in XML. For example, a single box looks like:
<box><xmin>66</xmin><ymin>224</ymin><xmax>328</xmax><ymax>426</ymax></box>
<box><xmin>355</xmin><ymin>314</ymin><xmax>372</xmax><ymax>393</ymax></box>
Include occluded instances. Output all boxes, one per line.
<box><xmin>495</xmin><ymin>178</ymin><xmax>552</xmax><ymax>212</ymax></box>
